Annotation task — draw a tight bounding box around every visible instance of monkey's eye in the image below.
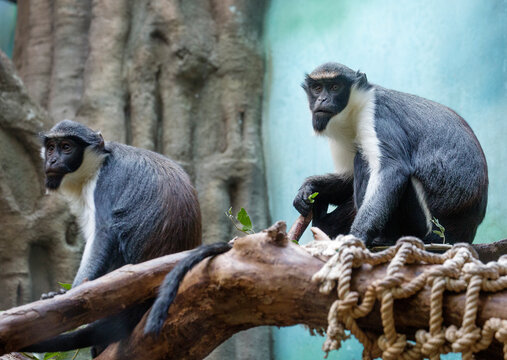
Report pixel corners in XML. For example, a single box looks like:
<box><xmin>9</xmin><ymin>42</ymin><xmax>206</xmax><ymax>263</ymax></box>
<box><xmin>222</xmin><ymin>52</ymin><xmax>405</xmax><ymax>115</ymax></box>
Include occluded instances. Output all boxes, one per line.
<box><xmin>330</xmin><ymin>84</ymin><xmax>341</xmax><ymax>92</ymax></box>
<box><xmin>46</xmin><ymin>144</ymin><xmax>55</xmax><ymax>154</ymax></box>
<box><xmin>311</xmin><ymin>84</ymin><xmax>323</xmax><ymax>94</ymax></box>
<box><xmin>61</xmin><ymin>143</ymin><xmax>73</xmax><ymax>153</ymax></box>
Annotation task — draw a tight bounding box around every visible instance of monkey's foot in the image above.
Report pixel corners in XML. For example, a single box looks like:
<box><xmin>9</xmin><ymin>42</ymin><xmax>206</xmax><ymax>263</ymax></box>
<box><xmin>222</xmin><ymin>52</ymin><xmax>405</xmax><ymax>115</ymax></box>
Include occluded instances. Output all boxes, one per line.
<box><xmin>40</xmin><ymin>288</ymin><xmax>67</xmax><ymax>300</ymax></box>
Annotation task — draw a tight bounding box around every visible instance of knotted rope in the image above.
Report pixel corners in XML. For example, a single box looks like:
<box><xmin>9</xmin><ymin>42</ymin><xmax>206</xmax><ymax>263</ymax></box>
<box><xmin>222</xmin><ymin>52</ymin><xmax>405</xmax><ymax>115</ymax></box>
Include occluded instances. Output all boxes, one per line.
<box><xmin>304</xmin><ymin>230</ymin><xmax>507</xmax><ymax>360</ymax></box>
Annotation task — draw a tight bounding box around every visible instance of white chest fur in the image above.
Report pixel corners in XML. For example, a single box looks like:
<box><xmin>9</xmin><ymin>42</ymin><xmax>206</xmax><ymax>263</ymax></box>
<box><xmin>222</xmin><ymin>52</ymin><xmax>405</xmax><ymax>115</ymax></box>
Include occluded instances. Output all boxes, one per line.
<box><xmin>70</xmin><ymin>172</ymin><xmax>99</xmax><ymax>274</ymax></box>
<box><xmin>57</xmin><ymin>148</ymin><xmax>106</xmax><ymax>276</ymax></box>
<box><xmin>59</xmin><ymin>148</ymin><xmax>105</xmax><ymax>241</ymax></box>
<box><xmin>323</xmin><ymin>86</ymin><xmax>380</xmax><ymax>194</ymax></box>
<box><xmin>69</xmin><ymin>173</ymin><xmax>99</xmax><ymax>245</ymax></box>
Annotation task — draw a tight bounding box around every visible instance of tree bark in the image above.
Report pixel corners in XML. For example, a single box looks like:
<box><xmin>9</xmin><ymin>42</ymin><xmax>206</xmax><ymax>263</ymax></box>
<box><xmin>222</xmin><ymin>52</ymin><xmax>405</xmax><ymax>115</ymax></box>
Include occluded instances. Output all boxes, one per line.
<box><xmin>1</xmin><ymin>222</ymin><xmax>505</xmax><ymax>359</ymax></box>
<box><xmin>4</xmin><ymin>1</ymin><xmax>270</xmax><ymax>357</ymax></box>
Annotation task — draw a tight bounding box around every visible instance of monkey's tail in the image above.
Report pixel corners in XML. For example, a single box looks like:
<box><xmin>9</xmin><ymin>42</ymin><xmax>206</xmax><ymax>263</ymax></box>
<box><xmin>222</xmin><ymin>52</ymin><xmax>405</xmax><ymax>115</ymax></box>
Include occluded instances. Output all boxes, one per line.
<box><xmin>144</xmin><ymin>242</ymin><xmax>232</xmax><ymax>336</ymax></box>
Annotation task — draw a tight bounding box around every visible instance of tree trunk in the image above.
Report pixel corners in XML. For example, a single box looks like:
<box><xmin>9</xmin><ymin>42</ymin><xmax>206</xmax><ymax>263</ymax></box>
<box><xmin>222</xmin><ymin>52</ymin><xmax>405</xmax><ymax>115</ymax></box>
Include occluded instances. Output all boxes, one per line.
<box><xmin>0</xmin><ymin>223</ymin><xmax>505</xmax><ymax>360</ymax></box>
<box><xmin>2</xmin><ymin>0</ymin><xmax>271</xmax><ymax>358</ymax></box>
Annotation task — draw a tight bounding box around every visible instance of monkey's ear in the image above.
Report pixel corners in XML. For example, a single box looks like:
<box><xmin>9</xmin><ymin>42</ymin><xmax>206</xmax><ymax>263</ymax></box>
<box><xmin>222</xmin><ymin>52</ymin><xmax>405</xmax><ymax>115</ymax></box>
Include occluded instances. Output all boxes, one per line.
<box><xmin>97</xmin><ymin>131</ymin><xmax>105</xmax><ymax>150</ymax></box>
<box><xmin>356</xmin><ymin>70</ymin><xmax>368</xmax><ymax>88</ymax></box>
<box><xmin>38</xmin><ymin>132</ymin><xmax>48</xmax><ymax>144</ymax></box>
<box><xmin>301</xmin><ymin>74</ymin><xmax>311</xmax><ymax>92</ymax></box>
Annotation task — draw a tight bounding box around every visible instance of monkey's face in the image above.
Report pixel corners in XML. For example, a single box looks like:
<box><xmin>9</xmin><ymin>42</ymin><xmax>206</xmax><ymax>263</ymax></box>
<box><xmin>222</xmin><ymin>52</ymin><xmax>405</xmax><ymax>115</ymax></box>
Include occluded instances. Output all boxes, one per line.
<box><xmin>304</xmin><ymin>76</ymin><xmax>352</xmax><ymax>133</ymax></box>
<box><xmin>43</xmin><ymin>137</ymin><xmax>85</xmax><ymax>190</ymax></box>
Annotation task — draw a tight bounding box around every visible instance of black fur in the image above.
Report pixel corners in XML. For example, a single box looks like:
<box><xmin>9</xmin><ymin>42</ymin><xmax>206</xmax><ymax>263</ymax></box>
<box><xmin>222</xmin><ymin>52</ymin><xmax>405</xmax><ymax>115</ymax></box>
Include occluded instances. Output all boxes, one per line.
<box><xmin>294</xmin><ymin>63</ymin><xmax>488</xmax><ymax>246</ymax></box>
<box><xmin>24</xmin><ymin>120</ymin><xmax>202</xmax><ymax>356</ymax></box>
<box><xmin>144</xmin><ymin>242</ymin><xmax>233</xmax><ymax>336</ymax></box>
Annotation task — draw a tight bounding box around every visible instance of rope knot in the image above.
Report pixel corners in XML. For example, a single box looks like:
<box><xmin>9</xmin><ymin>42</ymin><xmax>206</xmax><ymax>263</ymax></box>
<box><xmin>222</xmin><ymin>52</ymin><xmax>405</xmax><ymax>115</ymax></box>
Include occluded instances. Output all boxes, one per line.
<box><xmin>418</xmin><ymin>329</ymin><xmax>446</xmax><ymax>357</ymax></box>
<box><xmin>337</xmin><ymin>292</ymin><xmax>359</xmax><ymax>313</ymax></box>
<box><xmin>377</xmin><ymin>334</ymin><xmax>406</xmax><ymax>360</ymax></box>
<box><xmin>396</xmin><ymin>236</ymin><xmax>425</xmax><ymax>250</ymax></box>
<box><xmin>451</xmin><ymin>327</ymin><xmax>481</xmax><ymax>353</ymax></box>
<box><xmin>463</xmin><ymin>262</ymin><xmax>499</xmax><ymax>278</ymax></box>
<box><xmin>340</xmin><ymin>235</ymin><xmax>366</xmax><ymax>250</ymax></box>
<box><xmin>498</xmin><ymin>254</ymin><xmax>507</xmax><ymax>268</ymax></box>
<box><xmin>451</xmin><ymin>243</ymin><xmax>479</xmax><ymax>259</ymax></box>
<box><xmin>428</xmin><ymin>263</ymin><xmax>459</xmax><ymax>280</ymax></box>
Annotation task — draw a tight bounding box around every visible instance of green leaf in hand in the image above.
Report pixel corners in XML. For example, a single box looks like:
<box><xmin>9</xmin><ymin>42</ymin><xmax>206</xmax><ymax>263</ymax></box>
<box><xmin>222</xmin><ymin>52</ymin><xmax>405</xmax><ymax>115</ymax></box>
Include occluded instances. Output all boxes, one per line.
<box><xmin>308</xmin><ymin>192</ymin><xmax>319</xmax><ymax>204</ymax></box>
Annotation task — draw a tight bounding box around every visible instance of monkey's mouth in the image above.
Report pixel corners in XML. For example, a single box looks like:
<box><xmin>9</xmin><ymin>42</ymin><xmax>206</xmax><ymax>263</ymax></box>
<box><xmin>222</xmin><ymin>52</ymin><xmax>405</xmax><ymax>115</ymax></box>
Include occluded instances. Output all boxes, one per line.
<box><xmin>315</xmin><ymin>110</ymin><xmax>334</xmax><ymax>115</ymax></box>
<box><xmin>45</xmin><ymin>171</ymin><xmax>65</xmax><ymax>177</ymax></box>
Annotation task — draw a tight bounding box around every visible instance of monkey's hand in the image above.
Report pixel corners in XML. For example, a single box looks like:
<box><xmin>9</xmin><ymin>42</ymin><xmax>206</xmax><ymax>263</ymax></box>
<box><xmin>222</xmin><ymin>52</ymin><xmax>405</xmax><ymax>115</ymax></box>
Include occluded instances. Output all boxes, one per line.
<box><xmin>293</xmin><ymin>177</ymin><xmax>321</xmax><ymax>216</ymax></box>
<box><xmin>294</xmin><ymin>173</ymin><xmax>353</xmax><ymax>217</ymax></box>
<box><xmin>40</xmin><ymin>288</ymin><xmax>67</xmax><ymax>300</ymax></box>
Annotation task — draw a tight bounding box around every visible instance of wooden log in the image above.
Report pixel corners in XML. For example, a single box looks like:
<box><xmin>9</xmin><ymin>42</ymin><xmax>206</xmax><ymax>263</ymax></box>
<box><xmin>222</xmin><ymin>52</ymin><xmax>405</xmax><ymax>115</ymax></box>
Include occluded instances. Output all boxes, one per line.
<box><xmin>0</xmin><ymin>250</ymin><xmax>191</xmax><ymax>354</ymax></box>
<box><xmin>1</xmin><ymin>222</ymin><xmax>506</xmax><ymax>359</ymax></box>
<box><xmin>473</xmin><ymin>239</ymin><xmax>507</xmax><ymax>263</ymax></box>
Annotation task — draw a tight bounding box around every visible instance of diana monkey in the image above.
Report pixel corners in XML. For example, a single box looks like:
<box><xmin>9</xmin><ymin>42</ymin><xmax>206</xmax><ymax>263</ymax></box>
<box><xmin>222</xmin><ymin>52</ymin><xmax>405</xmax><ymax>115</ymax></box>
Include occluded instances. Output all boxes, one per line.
<box><xmin>23</xmin><ymin>120</ymin><xmax>230</xmax><ymax>356</ymax></box>
<box><xmin>293</xmin><ymin>63</ymin><xmax>488</xmax><ymax>246</ymax></box>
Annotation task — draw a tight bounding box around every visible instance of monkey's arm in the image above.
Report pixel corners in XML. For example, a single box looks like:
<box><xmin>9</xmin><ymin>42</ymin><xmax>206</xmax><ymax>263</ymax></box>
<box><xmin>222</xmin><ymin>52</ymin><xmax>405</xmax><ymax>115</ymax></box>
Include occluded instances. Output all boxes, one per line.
<box><xmin>72</xmin><ymin>230</ymin><xmax>119</xmax><ymax>288</ymax></box>
<box><xmin>293</xmin><ymin>173</ymin><xmax>353</xmax><ymax>216</ymax></box>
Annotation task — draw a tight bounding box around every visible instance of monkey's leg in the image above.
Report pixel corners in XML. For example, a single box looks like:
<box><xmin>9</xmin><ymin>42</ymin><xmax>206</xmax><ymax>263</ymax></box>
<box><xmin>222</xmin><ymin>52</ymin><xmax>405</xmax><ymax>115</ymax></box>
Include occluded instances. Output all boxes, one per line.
<box><xmin>351</xmin><ymin>167</ymin><xmax>410</xmax><ymax>246</ymax></box>
<box><xmin>312</xmin><ymin>198</ymin><xmax>355</xmax><ymax>239</ymax></box>
<box><xmin>369</xmin><ymin>178</ymin><xmax>431</xmax><ymax>246</ymax></box>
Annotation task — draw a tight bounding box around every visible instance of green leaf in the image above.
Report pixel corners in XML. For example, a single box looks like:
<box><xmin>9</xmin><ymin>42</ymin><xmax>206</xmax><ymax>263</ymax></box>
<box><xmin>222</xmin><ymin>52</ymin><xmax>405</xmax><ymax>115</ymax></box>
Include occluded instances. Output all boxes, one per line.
<box><xmin>20</xmin><ymin>353</ymin><xmax>40</xmax><ymax>360</ymax></box>
<box><xmin>308</xmin><ymin>192</ymin><xmax>319</xmax><ymax>204</ymax></box>
<box><xmin>292</xmin><ymin>239</ymin><xmax>299</xmax><ymax>244</ymax></box>
<box><xmin>44</xmin><ymin>353</ymin><xmax>60</xmax><ymax>360</ymax></box>
<box><xmin>225</xmin><ymin>207</ymin><xmax>255</xmax><ymax>235</ymax></box>
<box><xmin>42</xmin><ymin>351</ymin><xmax>77</xmax><ymax>360</ymax></box>
<box><xmin>58</xmin><ymin>282</ymin><xmax>72</xmax><ymax>291</ymax></box>
<box><xmin>237</xmin><ymin>208</ymin><xmax>253</xmax><ymax>232</ymax></box>
<box><xmin>431</xmin><ymin>217</ymin><xmax>446</xmax><ymax>243</ymax></box>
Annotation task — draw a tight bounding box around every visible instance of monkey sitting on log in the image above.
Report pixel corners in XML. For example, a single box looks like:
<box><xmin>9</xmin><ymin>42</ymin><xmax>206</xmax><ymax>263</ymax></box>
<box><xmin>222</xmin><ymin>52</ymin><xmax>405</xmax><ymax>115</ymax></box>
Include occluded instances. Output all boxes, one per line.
<box><xmin>293</xmin><ymin>62</ymin><xmax>488</xmax><ymax>246</ymax></box>
<box><xmin>23</xmin><ymin>120</ymin><xmax>229</xmax><ymax>356</ymax></box>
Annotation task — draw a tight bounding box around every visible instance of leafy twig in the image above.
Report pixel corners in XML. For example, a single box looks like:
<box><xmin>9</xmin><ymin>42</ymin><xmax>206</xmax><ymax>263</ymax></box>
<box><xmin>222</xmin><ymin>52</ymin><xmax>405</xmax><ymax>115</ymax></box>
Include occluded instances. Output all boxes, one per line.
<box><xmin>431</xmin><ymin>217</ymin><xmax>446</xmax><ymax>244</ymax></box>
<box><xmin>226</xmin><ymin>207</ymin><xmax>255</xmax><ymax>235</ymax></box>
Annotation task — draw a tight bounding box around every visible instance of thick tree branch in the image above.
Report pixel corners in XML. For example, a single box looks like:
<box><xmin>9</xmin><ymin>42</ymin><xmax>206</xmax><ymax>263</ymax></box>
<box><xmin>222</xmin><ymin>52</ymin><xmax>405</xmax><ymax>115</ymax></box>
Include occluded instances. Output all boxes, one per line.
<box><xmin>473</xmin><ymin>239</ymin><xmax>507</xmax><ymax>263</ymax></box>
<box><xmin>1</xmin><ymin>223</ymin><xmax>506</xmax><ymax>359</ymax></box>
<box><xmin>0</xmin><ymin>250</ymin><xmax>191</xmax><ymax>354</ymax></box>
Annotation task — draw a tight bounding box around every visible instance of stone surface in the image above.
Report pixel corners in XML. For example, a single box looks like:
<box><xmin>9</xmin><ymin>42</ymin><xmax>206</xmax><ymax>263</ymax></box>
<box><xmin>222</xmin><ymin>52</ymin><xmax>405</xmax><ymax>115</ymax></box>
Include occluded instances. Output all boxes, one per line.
<box><xmin>0</xmin><ymin>51</ymin><xmax>82</xmax><ymax>308</ymax></box>
<box><xmin>1</xmin><ymin>0</ymin><xmax>272</xmax><ymax>358</ymax></box>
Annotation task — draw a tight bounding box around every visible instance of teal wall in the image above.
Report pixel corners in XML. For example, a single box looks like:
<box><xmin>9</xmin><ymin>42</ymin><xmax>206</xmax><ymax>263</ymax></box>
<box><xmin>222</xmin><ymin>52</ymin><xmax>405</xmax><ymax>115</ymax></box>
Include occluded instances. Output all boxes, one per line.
<box><xmin>0</xmin><ymin>0</ymin><xmax>16</xmax><ymax>57</ymax></box>
<box><xmin>263</xmin><ymin>0</ymin><xmax>506</xmax><ymax>359</ymax></box>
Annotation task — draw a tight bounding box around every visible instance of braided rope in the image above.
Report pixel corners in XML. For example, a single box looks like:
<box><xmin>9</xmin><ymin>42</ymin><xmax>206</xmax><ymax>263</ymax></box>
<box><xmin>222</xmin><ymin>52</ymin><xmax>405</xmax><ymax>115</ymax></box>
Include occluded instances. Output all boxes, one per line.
<box><xmin>304</xmin><ymin>231</ymin><xmax>507</xmax><ymax>359</ymax></box>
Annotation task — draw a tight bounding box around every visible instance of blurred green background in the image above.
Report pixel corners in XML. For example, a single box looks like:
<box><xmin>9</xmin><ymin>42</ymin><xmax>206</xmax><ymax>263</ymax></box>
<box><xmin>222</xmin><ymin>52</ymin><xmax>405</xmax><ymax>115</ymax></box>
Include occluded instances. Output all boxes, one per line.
<box><xmin>0</xmin><ymin>0</ymin><xmax>16</xmax><ymax>57</ymax></box>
